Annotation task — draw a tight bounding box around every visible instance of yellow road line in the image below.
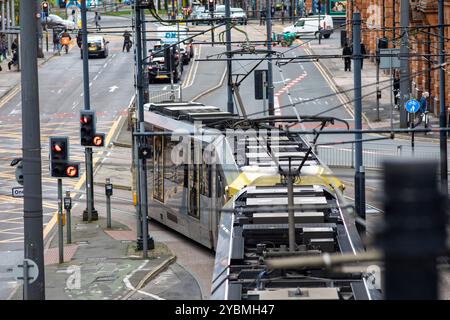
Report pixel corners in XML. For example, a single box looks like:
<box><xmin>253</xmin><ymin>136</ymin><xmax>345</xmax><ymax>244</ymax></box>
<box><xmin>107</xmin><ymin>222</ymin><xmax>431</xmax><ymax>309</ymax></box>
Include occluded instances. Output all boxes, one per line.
<box><xmin>0</xmin><ymin>236</ymin><xmax>23</xmax><ymax>244</ymax></box>
<box><xmin>0</xmin><ymin>86</ymin><xmax>21</xmax><ymax>110</ymax></box>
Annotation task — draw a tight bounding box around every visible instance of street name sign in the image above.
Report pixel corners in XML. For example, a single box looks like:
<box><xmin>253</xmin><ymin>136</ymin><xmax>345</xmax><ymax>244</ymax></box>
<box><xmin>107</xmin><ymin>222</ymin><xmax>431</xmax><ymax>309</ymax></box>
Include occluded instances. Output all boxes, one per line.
<box><xmin>12</xmin><ymin>187</ymin><xmax>24</xmax><ymax>198</ymax></box>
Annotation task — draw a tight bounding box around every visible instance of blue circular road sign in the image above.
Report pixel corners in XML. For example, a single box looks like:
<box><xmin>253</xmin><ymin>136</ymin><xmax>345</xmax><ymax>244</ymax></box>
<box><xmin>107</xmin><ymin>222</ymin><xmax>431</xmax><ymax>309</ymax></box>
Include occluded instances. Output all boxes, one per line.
<box><xmin>405</xmin><ymin>99</ymin><xmax>421</xmax><ymax>113</ymax></box>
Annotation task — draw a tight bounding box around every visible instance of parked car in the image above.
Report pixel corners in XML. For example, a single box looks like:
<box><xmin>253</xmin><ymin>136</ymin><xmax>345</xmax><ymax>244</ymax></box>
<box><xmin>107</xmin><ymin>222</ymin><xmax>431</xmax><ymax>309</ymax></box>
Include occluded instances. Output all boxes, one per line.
<box><xmin>81</xmin><ymin>35</ymin><xmax>109</xmax><ymax>58</ymax></box>
<box><xmin>283</xmin><ymin>15</ymin><xmax>334</xmax><ymax>39</ymax></box>
<box><xmin>148</xmin><ymin>43</ymin><xmax>183</xmax><ymax>83</ymax></box>
<box><xmin>230</xmin><ymin>8</ymin><xmax>247</xmax><ymax>25</ymax></box>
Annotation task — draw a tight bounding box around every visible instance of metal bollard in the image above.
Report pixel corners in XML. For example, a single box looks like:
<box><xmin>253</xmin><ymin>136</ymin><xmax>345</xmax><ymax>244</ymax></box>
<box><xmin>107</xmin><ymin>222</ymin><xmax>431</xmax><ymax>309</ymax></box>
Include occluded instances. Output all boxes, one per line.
<box><xmin>105</xmin><ymin>178</ymin><xmax>113</xmax><ymax>229</ymax></box>
<box><xmin>64</xmin><ymin>191</ymin><xmax>72</xmax><ymax>244</ymax></box>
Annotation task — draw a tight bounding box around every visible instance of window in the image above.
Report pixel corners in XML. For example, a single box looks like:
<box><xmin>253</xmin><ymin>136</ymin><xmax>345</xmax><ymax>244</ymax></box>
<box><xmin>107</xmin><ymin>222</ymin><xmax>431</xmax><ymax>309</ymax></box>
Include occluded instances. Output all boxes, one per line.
<box><xmin>153</xmin><ymin>128</ymin><xmax>164</xmax><ymax>202</ymax></box>
<box><xmin>295</xmin><ymin>20</ymin><xmax>305</xmax><ymax>27</ymax></box>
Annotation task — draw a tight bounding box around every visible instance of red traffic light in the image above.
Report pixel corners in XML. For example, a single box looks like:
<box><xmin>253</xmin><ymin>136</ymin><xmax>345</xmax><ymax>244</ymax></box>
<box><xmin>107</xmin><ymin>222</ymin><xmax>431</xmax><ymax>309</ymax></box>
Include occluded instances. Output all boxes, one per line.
<box><xmin>80</xmin><ymin>116</ymin><xmax>90</xmax><ymax>124</ymax></box>
<box><xmin>93</xmin><ymin>135</ymin><xmax>104</xmax><ymax>147</ymax></box>
<box><xmin>66</xmin><ymin>165</ymin><xmax>78</xmax><ymax>178</ymax></box>
<box><xmin>52</xmin><ymin>144</ymin><xmax>63</xmax><ymax>152</ymax></box>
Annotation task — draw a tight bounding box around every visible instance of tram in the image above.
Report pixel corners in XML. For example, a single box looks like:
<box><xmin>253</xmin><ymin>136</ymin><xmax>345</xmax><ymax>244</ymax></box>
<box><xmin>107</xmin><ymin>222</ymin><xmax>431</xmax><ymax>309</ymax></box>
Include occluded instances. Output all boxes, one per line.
<box><xmin>142</xmin><ymin>101</ymin><xmax>379</xmax><ymax>300</ymax></box>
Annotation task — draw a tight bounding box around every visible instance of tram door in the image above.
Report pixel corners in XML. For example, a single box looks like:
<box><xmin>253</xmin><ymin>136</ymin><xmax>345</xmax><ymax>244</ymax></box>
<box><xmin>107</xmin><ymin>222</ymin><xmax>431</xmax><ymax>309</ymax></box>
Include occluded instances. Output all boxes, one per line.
<box><xmin>188</xmin><ymin>140</ymin><xmax>201</xmax><ymax>219</ymax></box>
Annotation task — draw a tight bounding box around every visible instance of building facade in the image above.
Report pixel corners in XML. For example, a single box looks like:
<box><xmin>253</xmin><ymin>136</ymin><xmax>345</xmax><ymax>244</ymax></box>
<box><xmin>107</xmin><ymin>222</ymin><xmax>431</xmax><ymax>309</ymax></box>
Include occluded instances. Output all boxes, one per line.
<box><xmin>344</xmin><ymin>0</ymin><xmax>449</xmax><ymax>115</ymax></box>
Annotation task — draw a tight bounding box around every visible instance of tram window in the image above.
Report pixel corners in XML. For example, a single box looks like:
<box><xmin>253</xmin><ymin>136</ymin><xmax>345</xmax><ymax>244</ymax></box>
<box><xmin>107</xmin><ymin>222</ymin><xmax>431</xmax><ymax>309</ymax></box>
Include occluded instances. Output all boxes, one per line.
<box><xmin>153</xmin><ymin>131</ymin><xmax>164</xmax><ymax>202</ymax></box>
<box><xmin>165</xmin><ymin>138</ymin><xmax>183</xmax><ymax>186</ymax></box>
<box><xmin>200</xmin><ymin>162</ymin><xmax>211</xmax><ymax>197</ymax></box>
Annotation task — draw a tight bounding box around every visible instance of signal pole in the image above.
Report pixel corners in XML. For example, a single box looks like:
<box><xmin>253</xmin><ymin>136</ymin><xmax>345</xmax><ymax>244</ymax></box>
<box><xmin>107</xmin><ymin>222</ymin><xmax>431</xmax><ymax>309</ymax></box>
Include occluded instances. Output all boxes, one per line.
<box><xmin>438</xmin><ymin>0</ymin><xmax>448</xmax><ymax>195</ymax></box>
<box><xmin>81</xmin><ymin>0</ymin><xmax>97</xmax><ymax>222</ymax></box>
<box><xmin>225</xmin><ymin>0</ymin><xmax>233</xmax><ymax>113</ymax></box>
<box><xmin>399</xmin><ymin>0</ymin><xmax>410</xmax><ymax>128</ymax></box>
<box><xmin>134</xmin><ymin>2</ymin><xmax>154</xmax><ymax>254</ymax></box>
<box><xmin>266</xmin><ymin>0</ymin><xmax>274</xmax><ymax>116</ymax></box>
<box><xmin>353</xmin><ymin>13</ymin><xmax>366</xmax><ymax>237</ymax></box>
<box><xmin>20</xmin><ymin>0</ymin><xmax>45</xmax><ymax>300</ymax></box>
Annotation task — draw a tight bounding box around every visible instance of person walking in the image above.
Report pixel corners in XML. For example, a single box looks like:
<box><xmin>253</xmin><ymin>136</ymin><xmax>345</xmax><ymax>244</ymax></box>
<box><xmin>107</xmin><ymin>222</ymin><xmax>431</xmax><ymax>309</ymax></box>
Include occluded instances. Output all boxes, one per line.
<box><xmin>393</xmin><ymin>71</ymin><xmax>400</xmax><ymax>108</ymax></box>
<box><xmin>0</xmin><ymin>33</ymin><xmax>7</xmax><ymax>61</ymax></box>
<box><xmin>343</xmin><ymin>42</ymin><xmax>352</xmax><ymax>72</ymax></box>
<box><xmin>8</xmin><ymin>38</ymin><xmax>18</xmax><ymax>71</ymax></box>
<box><xmin>122</xmin><ymin>30</ymin><xmax>132</xmax><ymax>52</ymax></box>
<box><xmin>76</xmin><ymin>30</ymin><xmax>83</xmax><ymax>49</ymax></box>
<box><xmin>417</xmin><ymin>91</ymin><xmax>430</xmax><ymax>127</ymax></box>
<box><xmin>360</xmin><ymin>42</ymin><xmax>367</xmax><ymax>70</ymax></box>
<box><xmin>53</xmin><ymin>29</ymin><xmax>62</xmax><ymax>54</ymax></box>
<box><xmin>94</xmin><ymin>12</ymin><xmax>101</xmax><ymax>31</ymax></box>
<box><xmin>260</xmin><ymin>7</ymin><xmax>266</xmax><ymax>26</ymax></box>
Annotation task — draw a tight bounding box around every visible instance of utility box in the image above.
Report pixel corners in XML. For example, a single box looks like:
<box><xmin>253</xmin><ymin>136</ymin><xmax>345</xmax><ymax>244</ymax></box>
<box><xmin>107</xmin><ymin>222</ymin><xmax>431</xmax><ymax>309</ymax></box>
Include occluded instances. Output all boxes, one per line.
<box><xmin>254</xmin><ymin>70</ymin><xmax>269</xmax><ymax>100</ymax></box>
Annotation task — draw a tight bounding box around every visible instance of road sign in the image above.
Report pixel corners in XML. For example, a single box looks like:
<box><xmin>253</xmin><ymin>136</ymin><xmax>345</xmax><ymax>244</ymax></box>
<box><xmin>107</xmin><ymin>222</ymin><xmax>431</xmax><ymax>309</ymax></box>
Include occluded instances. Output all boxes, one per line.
<box><xmin>405</xmin><ymin>99</ymin><xmax>421</xmax><ymax>114</ymax></box>
<box><xmin>12</xmin><ymin>187</ymin><xmax>24</xmax><ymax>198</ymax></box>
<box><xmin>380</xmin><ymin>49</ymin><xmax>401</xmax><ymax>70</ymax></box>
<box><xmin>11</xmin><ymin>259</ymin><xmax>39</xmax><ymax>284</ymax></box>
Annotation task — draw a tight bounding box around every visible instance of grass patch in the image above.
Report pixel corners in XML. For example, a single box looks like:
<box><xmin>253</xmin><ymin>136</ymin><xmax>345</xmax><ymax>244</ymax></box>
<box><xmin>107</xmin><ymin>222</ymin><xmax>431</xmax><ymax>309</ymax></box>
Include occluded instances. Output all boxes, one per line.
<box><xmin>103</xmin><ymin>10</ymin><xmax>133</xmax><ymax>17</ymax></box>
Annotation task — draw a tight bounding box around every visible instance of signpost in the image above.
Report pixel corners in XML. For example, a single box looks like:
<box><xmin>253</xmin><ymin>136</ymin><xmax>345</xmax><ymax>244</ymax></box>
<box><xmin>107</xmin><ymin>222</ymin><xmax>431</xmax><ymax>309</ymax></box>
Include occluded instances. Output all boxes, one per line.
<box><xmin>405</xmin><ymin>99</ymin><xmax>420</xmax><ymax>156</ymax></box>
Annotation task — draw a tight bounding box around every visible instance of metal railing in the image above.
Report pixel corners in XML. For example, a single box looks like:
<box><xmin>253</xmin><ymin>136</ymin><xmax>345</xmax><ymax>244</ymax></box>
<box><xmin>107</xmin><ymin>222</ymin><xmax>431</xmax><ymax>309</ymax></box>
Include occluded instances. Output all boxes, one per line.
<box><xmin>316</xmin><ymin>144</ymin><xmax>441</xmax><ymax>169</ymax></box>
<box><xmin>148</xmin><ymin>85</ymin><xmax>181</xmax><ymax>103</ymax></box>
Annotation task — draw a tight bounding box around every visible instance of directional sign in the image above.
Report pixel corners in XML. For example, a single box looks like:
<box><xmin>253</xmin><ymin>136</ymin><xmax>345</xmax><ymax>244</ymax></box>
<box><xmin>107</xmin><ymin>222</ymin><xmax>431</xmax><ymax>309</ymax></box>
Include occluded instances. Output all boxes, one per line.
<box><xmin>405</xmin><ymin>99</ymin><xmax>421</xmax><ymax>114</ymax></box>
<box><xmin>12</xmin><ymin>187</ymin><xmax>24</xmax><ymax>198</ymax></box>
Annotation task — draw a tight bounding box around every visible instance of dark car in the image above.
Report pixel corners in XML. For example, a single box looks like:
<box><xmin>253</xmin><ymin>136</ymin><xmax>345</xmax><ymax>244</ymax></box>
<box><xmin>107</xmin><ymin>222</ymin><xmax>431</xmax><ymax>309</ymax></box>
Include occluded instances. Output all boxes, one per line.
<box><xmin>148</xmin><ymin>44</ymin><xmax>183</xmax><ymax>83</ymax></box>
<box><xmin>81</xmin><ymin>35</ymin><xmax>109</xmax><ymax>58</ymax></box>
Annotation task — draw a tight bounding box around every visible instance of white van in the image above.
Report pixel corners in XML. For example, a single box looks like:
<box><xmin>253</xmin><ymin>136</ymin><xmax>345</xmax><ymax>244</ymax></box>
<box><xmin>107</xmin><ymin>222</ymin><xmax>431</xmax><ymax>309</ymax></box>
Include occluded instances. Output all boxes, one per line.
<box><xmin>283</xmin><ymin>15</ymin><xmax>334</xmax><ymax>39</ymax></box>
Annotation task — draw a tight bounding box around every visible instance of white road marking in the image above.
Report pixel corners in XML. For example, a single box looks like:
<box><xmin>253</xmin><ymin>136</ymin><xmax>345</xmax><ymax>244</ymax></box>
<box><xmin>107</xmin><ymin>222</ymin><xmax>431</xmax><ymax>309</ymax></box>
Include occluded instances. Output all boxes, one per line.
<box><xmin>109</xmin><ymin>86</ymin><xmax>119</xmax><ymax>93</ymax></box>
<box><xmin>103</xmin><ymin>63</ymin><xmax>108</xmax><ymax>68</ymax></box>
<box><xmin>93</xmin><ymin>75</ymin><xmax>99</xmax><ymax>81</ymax></box>
<box><xmin>123</xmin><ymin>261</ymin><xmax>165</xmax><ymax>300</ymax></box>
<box><xmin>57</xmin><ymin>89</ymin><xmax>63</xmax><ymax>94</ymax></box>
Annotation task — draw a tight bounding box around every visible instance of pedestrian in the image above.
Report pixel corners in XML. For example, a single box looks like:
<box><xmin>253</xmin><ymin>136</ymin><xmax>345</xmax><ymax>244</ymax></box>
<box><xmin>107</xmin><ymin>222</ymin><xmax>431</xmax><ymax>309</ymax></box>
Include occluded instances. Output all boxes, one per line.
<box><xmin>271</xmin><ymin>5</ymin><xmax>275</xmax><ymax>18</ymax></box>
<box><xmin>281</xmin><ymin>5</ymin><xmax>285</xmax><ymax>24</ymax></box>
<box><xmin>0</xmin><ymin>33</ymin><xmax>7</xmax><ymax>62</ymax></box>
<box><xmin>343</xmin><ymin>42</ymin><xmax>352</xmax><ymax>72</ymax></box>
<box><xmin>260</xmin><ymin>7</ymin><xmax>266</xmax><ymax>26</ymax></box>
<box><xmin>417</xmin><ymin>91</ymin><xmax>429</xmax><ymax>127</ymax></box>
<box><xmin>393</xmin><ymin>71</ymin><xmax>400</xmax><ymax>108</ymax></box>
<box><xmin>360</xmin><ymin>42</ymin><xmax>367</xmax><ymax>70</ymax></box>
<box><xmin>94</xmin><ymin>12</ymin><xmax>101</xmax><ymax>31</ymax></box>
<box><xmin>76</xmin><ymin>30</ymin><xmax>83</xmax><ymax>49</ymax></box>
<box><xmin>53</xmin><ymin>29</ymin><xmax>61</xmax><ymax>54</ymax></box>
<box><xmin>8</xmin><ymin>38</ymin><xmax>18</xmax><ymax>71</ymax></box>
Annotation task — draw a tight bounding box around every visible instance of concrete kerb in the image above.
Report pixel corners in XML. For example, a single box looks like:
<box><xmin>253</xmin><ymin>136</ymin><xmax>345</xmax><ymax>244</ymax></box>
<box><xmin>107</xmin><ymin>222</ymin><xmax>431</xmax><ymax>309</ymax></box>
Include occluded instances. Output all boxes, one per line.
<box><xmin>121</xmin><ymin>255</ymin><xmax>177</xmax><ymax>300</ymax></box>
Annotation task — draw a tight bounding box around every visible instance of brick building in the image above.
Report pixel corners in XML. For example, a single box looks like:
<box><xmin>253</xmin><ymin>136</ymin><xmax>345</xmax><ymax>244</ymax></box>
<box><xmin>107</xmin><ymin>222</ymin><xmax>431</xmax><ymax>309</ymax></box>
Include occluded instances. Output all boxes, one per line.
<box><xmin>344</xmin><ymin>0</ymin><xmax>449</xmax><ymax>115</ymax></box>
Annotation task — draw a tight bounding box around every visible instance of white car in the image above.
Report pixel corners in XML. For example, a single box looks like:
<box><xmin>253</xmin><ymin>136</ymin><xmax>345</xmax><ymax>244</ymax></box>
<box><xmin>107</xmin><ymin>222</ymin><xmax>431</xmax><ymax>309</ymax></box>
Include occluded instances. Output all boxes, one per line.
<box><xmin>283</xmin><ymin>15</ymin><xmax>334</xmax><ymax>39</ymax></box>
<box><xmin>230</xmin><ymin>8</ymin><xmax>247</xmax><ymax>25</ymax></box>
<box><xmin>44</xmin><ymin>14</ymin><xmax>77</xmax><ymax>31</ymax></box>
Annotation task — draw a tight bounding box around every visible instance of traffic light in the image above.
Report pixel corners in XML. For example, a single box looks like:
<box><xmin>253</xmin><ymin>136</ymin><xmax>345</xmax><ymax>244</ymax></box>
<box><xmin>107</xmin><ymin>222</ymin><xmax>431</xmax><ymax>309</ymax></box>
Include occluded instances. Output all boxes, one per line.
<box><xmin>164</xmin><ymin>46</ymin><xmax>175</xmax><ymax>72</ymax></box>
<box><xmin>138</xmin><ymin>137</ymin><xmax>152</xmax><ymax>159</ymax></box>
<box><xmin>42</xmin><ymin>1</ymin><xmax>49</xmax><ymax>18</ymax></box>
<box><xmin>80</xmin><ymin>110</ymin><xmax>106</xmax><ymax>147</ymax></box>
<box><xmin>80</xmin><ymin>111</ymin><xmax>96</xmax><ymax>146</ymax></box>
<box><xmin>208</xmin><ymin>0</ymin><xmax>214</xmax><ymax>12</ymax></box>
<box><xmin>49</xmin><ymin>137</ymin><xmax>80</xmax><ymax>178</ymax></box>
